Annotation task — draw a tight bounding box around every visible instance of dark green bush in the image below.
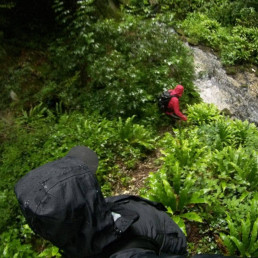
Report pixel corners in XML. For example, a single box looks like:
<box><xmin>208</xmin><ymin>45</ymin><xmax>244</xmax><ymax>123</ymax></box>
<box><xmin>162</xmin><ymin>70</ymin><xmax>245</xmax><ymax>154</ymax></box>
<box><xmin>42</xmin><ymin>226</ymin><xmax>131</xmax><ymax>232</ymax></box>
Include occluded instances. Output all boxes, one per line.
<box><xmin>86</xmin><ymin>16</ymin><xmax>198</xmax><ymax>118</ymax></box>
<box><xmin>48</xmin><ymin>1</ymin><xmax>199</xmax><ymax>118</ymax></box>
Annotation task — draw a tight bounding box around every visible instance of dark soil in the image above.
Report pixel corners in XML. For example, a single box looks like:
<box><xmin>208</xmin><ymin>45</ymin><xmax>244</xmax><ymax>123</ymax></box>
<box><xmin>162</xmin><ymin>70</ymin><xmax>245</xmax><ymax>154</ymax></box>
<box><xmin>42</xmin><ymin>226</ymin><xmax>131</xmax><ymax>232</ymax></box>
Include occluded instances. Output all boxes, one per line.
<box><xmin>112</xmin><ymin>149</ymin><xmax>162</xmax><ymax>196</ymax></box>
<box><xmin>111</xmin><ymin>125</ymin><xmax>175</xmax><ymax>196</ymax></box>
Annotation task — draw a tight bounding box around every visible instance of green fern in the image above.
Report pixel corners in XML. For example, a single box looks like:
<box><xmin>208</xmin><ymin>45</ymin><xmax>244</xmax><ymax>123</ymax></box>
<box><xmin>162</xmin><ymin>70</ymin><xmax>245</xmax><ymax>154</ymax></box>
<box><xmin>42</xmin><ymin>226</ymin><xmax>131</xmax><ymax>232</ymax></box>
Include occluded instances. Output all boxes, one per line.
<box><xmin>229</xmin><ymin>236</ymin><xmax>246</xmax><ymax>256</ymax></box>
<box><xmin>221</xmin><ymin>198</ymin><xmax>258</xmax><ymax>257</ymax></box>
<box><xmin>249</xmin><ymin>218</ymin><xmax>258</xmax><ymax>252</ymax></box>
<box><xmin>161</xmin><ymin>133</ymin><xmax>207</xmax><ymax>171</ymax></box>
<box><xmin>17</xmin><ymin>103</ymin><xmax>53</xmax><ymax>125</ymax></box>
<box><xmin>242</xmin><ymin>216</ymin><xmax>251</xmax><ymax>250</ymax></box>
<box><xmin>162</xmin><ymin>178</ymin><xmax>177</xmax><ymax>211</ymax></box>
<box><xmin>250</xmin><ymin>195</ymin><xmax>258</xmax><ymax>224</ymax></box>
<box><xmin>141</xmin><ymin>161</ymin><xmax>207</xmax><ymax>234</ymax></box>
<box><xmin>117</xmin><ymin>116</ymin><xmax>155</xmax><ymax>149</ymax></box>
<box><xmin>249</xmin><ymin>241</ymin><xmax>258</xmax><ymax>255</ymax></box>
<box><xmin>220</xmin><ymin>233</ymin><xmax>237</xmax><ymax>255</ymax></box>
<box><xmin>212</xmin><ymin>146</ymin><xmax>258</xmax><ymax>190</ymax></box>
<box><xmin>187</xmin><ymin>103</ymin><xmax>222</xmax><ymax>125</ymax></box>
<box><xmin>230</xmin><ymin>119</ymin><xmax>258</xmax><ymax>148</ymax></box>
<box><xmin>226</xmin><ymin>215</ymin><xmax>238</xmax><ymax>238</ymax></box>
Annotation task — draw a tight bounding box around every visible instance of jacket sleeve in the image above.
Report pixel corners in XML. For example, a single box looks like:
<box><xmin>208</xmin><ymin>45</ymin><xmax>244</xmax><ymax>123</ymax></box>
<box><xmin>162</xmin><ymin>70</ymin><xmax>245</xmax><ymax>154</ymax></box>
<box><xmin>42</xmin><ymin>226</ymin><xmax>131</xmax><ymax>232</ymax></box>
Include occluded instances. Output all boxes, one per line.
<box><xmin>171</xmin><ymin>98</ymin><xmax>187</xmax><ymax>121</ymax></box>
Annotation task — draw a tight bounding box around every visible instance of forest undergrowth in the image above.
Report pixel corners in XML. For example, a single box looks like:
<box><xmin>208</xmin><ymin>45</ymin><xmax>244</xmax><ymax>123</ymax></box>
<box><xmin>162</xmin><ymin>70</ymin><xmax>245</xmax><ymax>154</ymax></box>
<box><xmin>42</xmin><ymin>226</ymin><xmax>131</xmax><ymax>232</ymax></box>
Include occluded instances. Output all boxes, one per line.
<box><xmin>0</xmin><ymin>0</ymin><xmax>257</xmax><ymax>257</ymax></box>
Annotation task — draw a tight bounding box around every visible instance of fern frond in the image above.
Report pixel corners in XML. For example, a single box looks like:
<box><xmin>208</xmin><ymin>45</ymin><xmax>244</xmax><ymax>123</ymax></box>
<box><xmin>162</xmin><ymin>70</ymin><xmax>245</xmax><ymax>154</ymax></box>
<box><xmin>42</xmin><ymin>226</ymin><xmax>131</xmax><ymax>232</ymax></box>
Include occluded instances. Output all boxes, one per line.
<box><xmin>239</xmin><ymin>191</ymin><xmax>249</xmax><ymax>202</ymax></box>
<box><xmin>172</xmin><ymin>215</ymin><xmax>186</xmax><ymax>236</ymax></box>
<box><xmin>241</xmin><ymin>215</ymin><xmax>251</xmax><ymax>250</ymax></box>
<box><xmin>220</xmin><ymin>233</ymin><xmax>236</xmax><ymax>256</ymax></box>
<box><xmin>226</xmin><ymin>216</ymin><xmax>238</xmax><ymax>238</ymax></box>
<box><xmin>249</xmin><ymin>240</ymin><xmax>258</xmax><ymax>254</ymax></box>
<box><xmin>171</xmin><ymin>162</ymin><xmax>181</xmax><ymax>195</ymax></box>
<box><xmin>177</xmin><ymin>188</ymin><xmax>189</xmax><ymax>211</ymax></box>
<box><xmin>249</xmin><ymin>218</ymin><xmax>258</xmax><ymax>252</ymax></box>
<box><xmin>229</xmin><ymin>161</ymin><xmax>243</xmax><ymax>176</ymax></box>
<box><xmin>180</xmin><ymin>212</ymin><xmax>203</xmax><ymax>223</ymax></box>
<box><xmin>250</xmin><ymin>198</ymin><xmax>258</xmax><ymax>224</ymax></box>
<box><xmin>162</xmin><ymin>179</ymin><xmax>177</xmax><ymax>211</ymax></box>
<box><xmin>189</xmin><ymin>191</ymin><xmax>207</xmax><ymax>204</ymax></box>
<box><xmin>229</xmin><ymin>236</ymin><xmax>245</xmax><ymax>257</ymax></box>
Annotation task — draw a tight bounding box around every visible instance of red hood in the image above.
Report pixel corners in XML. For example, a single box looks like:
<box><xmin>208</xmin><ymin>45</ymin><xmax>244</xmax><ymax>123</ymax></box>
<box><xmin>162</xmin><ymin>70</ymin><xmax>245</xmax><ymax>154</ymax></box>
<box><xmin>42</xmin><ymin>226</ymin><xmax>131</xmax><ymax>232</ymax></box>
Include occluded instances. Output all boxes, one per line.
<box><xmin>172</xmin><ymin>85</ymin><xmax>184</xmax><ymax>97</ymax></box>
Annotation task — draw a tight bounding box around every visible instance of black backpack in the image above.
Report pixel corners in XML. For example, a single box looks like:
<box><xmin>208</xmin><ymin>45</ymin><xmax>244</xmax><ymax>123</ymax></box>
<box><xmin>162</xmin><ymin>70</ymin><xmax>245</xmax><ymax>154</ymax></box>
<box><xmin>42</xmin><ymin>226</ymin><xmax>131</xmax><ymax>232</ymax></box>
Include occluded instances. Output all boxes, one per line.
<box><xmin>158</xmin><ymin>91</ymin><xmax>178</xmax><ymax>112</ymax></box>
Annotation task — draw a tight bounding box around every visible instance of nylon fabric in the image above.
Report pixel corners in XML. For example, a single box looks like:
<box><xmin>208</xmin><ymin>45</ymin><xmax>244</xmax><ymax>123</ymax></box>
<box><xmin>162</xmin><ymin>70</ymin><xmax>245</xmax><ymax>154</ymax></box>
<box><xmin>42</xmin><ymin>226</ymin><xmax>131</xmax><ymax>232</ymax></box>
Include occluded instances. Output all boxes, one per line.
<box><xmin>15</xmin><ymin>149</ymin><xmax>121</xmax><ymax>257</ymax></box>
<box><xmin>15</xmin><ymin>146</ymin><xmax>187</xmax><ymax>258</ymax></box>
<box><xmin>106</xmin><ymin>195</ymin><xmax>187</xmax><ymax>256</ymax></box>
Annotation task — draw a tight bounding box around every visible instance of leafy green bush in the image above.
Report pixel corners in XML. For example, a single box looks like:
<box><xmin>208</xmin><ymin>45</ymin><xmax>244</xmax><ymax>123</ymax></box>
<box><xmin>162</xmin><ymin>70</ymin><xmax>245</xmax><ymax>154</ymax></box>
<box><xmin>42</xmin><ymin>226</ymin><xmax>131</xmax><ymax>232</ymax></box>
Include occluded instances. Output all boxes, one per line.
<box><xmin>198</xmin><ymin>120</ymin><xmax>236</xmax><ymax>151</ymax></box>
<box><xmin>117</xmin><ymin>116</ymin><xmax>155</xmax><ymax>149</ymax></box>
<box><xmin>187</xmin><ymin>103</ymin><xmax>222</xmax><ymax>125</ymax></box>
<box><xmin>49</xmin><ymin>2</ymin><xmax>199</xmax><ymax>118</ymax></box>
<box><xmin>180</xmin><ymin>13</ymin><xmax>223</xmax><ymax>49</ymax></box>
<box><xmin>86</xmin><ymin>16</ymin><xmax>197</xmax><ymax>118</ymax></box>
<box><xmin>205</xmin><ymin>0</ymin><xmax>258</xmax><ymax>27</ymax></box>
<box><xmin>221</xmin><ymin>25</ymin><xmax>258</xmax><ymax>65</ymax></box>
<box><xmin>121</xmin><ymin>0</ymin><xmax>203</xmax><ymax>19</ymax></box>
<box><xmin>0</xmin><ymin>222</ymin><xmax>37</xmax><ymax>258</ymax></box>
<box><xmin>141</xmin><ymin>162</ymin><xmax>207</xmax><ymax>235</ymax></box>
<box><xmin>211</xmin><ymin>146</ymin><xmax>258</xmax><ymax>190</ymax></box>
<box><xmin>180</xmin><ymin>12</ymin><xmax>257</xmax><ymax>65</ymax></box>
<box><xmin>197</xmin><ymin>117</ymin><xmax>258</xmax><ymax>151</ymax></box>
<box><xmin>159</xmin><ymin>131</ymin><xmax>208</xmax><ymax>172</ymax></box>
<box><xmin>229</xmin><ymin>119</ymin><xmax>258</xmax><ymax>148</ymax></box>
<box><xmin>220</xmin><ymin>196</ymin><xmax>258</xmax><ymax>257</ymax></box>
<box><xmin>142</xmin><ymin>129</ymin><xmax>210</xmax><ymax>234</ymax></box>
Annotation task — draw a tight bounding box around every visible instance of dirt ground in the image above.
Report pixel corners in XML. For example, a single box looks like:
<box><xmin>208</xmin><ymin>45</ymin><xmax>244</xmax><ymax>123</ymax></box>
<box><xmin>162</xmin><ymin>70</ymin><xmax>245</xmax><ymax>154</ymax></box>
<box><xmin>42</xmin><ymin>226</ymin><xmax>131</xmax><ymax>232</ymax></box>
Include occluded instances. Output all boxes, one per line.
<box><xmin>112</xmin><ymin>149</ymin><xmax>162</xmax><ymax>196</ymax></box>
<box><xmin>111</xmin><ymin>125</ymin><xmax>174</xmax><ymax>196</ymax></box>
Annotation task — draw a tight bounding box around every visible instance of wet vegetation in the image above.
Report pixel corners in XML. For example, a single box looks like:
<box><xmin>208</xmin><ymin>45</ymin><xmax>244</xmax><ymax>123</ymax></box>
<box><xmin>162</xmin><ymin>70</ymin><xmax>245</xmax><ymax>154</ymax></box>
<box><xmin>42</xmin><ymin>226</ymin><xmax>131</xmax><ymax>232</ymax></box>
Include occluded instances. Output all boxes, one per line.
<box><xmin>0</xmin><ymin>0</ymin><xmax>257</xmax><ymax>256</ymax></box>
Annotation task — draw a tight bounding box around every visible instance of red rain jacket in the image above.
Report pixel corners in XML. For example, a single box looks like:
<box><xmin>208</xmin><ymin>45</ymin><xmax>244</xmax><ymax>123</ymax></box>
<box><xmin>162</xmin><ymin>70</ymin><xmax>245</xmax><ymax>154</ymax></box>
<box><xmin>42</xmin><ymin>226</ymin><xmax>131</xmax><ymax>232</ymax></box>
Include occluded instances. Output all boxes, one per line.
<box><xmin>166</xmin><ymin>85</ymin><xmax>187</xmax><ymax>121</ymax></box>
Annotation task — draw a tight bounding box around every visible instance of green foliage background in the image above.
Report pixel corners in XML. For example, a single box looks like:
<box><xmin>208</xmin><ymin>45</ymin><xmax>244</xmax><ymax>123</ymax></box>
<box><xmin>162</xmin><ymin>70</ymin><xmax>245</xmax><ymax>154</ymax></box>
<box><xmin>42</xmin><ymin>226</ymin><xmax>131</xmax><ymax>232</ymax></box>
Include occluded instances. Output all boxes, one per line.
<box><xmin>0</xmin><ymin>0</ymin><xmax>257</xmax><ymax>257</ymax></box>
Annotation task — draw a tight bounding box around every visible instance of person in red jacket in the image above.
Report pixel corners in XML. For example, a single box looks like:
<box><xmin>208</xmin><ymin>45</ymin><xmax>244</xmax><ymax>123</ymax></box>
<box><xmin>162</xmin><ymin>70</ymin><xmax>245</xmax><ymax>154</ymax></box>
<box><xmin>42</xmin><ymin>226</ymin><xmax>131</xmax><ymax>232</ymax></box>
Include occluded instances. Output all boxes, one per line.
<box><xmin>166</xmin><ymin>84</ymin><xmax>187</xmax><ymax>121</ymax></box>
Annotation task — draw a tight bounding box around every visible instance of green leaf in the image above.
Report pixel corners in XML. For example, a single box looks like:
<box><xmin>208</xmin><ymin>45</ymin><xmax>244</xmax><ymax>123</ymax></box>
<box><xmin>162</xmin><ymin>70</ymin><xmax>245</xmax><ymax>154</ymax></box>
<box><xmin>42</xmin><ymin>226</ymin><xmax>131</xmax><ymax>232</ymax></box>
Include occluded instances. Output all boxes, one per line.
<box><xmin>162</xmin><ymin>179</ymin><xmax>177</xmax><ymax>211</ymax></box>
<box><xmin>180</xmin><ymin>212</ymin><xmax>203</xmax><ymax>223</ymax></box>
<box><xmin>220</xmin><ymin>233</ymin><xmax>236</xmax><ymax>256</ymax></box>
<box><xmin>229</xmin><ymin>236</ymin><xmax>245</xmax><ymax>256</ymax></box>
<box><xmin>38</xmin><ymin>246</ymin><xmax>61</xmax><ymax>257</ymax></box>
<box><xmin>249</xmin><ymin>241</ymin><xmax>258</xmax><ymax>254</ymax></box>
<box><xmin>220</xmin><ymin>181</ymin><xmax>227</xmax><ymax>192</ymax></box>
<box><xmin>177</xmin><ymin>188</ymin><xmax>189</xmax><ymax>211</ymax></box>
<box><xmin>249</xmin><ymin>218</ymin><xmax>258</xmax><ymax>252</ymax></box>
<box><xmin>173</xmin><ymin>215</ymin><xmax>187</xmax><ymax>236</ymax></box>
<box><xmin>250</xmin><ymin>198</ymin><xmax>258</xmax><ymax>223</ymax></box>
<box><xmin>239</xmin><ymin>191</ymin><xmax>249</xmax><ymax>202</ymax></box>
<box><xmin>226</xmin><ymin>215</ymin><xmax>238</xmax><ymax>238</ymax></box>
<box><xmin>189</xmin><ymin>191</ymin><xmax>207</xmax><ymax>204</ymax></box>
<box><xmin>172</xmin><ymin>162</ymin><xmax>181</xmax><ymax>194</ymax></box>
<box><xmin>166</xmin><ymin>206</ymin><xmax>174</xmax><ymax>216</ymax></box>
<box><xmin>241</xmin><ymin>216</ymin><xmax>251</xmax><ymax>249</ymax></box>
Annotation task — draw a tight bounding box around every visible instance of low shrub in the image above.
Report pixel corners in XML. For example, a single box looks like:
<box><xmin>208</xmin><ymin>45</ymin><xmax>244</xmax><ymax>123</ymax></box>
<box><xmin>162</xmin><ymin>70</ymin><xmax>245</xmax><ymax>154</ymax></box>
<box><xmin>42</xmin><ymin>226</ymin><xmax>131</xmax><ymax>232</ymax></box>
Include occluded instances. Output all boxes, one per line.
<box><xmin>180</xmin><ymin>13</ymin><xmax>257</xmax><ymax>65</ymax></box>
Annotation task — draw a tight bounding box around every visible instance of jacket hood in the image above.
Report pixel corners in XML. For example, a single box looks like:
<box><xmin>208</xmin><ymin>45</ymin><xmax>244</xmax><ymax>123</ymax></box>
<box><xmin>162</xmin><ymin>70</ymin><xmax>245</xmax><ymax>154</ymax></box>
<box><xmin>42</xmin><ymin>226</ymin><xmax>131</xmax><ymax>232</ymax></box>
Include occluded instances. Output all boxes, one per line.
<box><xmin>173</xmin><ymin>85</ymin><xmax>184</xmax><ymax>97</ymax></box>
<box><xmin>66</xmin><ymin>146</ymin><xmax>99</xmax><ymax>174</ymax></box>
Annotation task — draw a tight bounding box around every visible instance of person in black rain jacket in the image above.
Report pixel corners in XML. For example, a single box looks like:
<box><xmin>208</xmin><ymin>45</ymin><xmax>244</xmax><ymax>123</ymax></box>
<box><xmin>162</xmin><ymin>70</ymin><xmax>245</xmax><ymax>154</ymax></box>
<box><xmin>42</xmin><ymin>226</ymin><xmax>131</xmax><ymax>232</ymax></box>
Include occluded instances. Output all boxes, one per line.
<box><xmin>15</xmin><ymin>146</ymin><xmax>187</xmax><ymax>258</ymax></box>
